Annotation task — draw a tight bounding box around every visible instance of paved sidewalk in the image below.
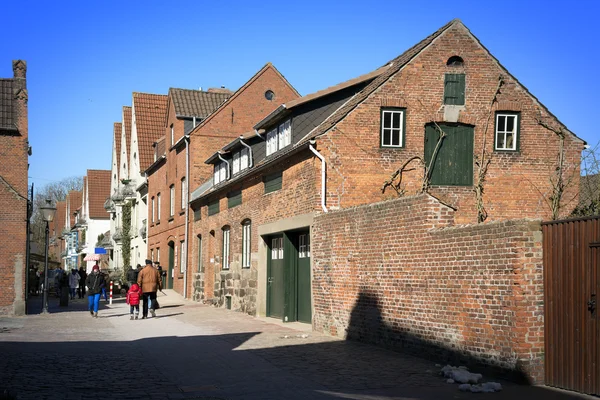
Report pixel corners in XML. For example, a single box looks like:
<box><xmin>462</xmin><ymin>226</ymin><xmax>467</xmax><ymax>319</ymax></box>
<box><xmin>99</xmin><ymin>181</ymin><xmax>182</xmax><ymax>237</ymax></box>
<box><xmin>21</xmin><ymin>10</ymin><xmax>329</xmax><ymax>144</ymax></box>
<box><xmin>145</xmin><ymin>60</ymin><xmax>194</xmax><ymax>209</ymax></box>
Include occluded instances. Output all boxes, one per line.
<box><xmin>0</xmin><ymin>291</ymin><xmax>593</xmax><ymax>400</ymax></box>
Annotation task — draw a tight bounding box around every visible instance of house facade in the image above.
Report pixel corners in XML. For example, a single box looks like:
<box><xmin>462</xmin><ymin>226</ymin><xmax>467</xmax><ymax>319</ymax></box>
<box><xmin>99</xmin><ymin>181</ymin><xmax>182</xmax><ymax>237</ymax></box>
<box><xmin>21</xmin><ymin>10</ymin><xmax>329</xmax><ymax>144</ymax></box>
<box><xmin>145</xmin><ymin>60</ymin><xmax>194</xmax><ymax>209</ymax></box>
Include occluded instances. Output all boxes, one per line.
<box><xmin>79</xmin><ymin>169</ymin><xmax>110</xmax><ymax>272</ymax></box>
<box><xmin>0</xmin><ymin>60</ymin><xmax>29</xmax><ymax>315</ymax></box>
<box><xmin>63</xmin><ymin>190</ymin><xmax>82</xmax><ymax>271</ymax></box>
<box><xmin>145</xmin><ymin>87</ymin><xmax>232</xmax><ymax>292</ymax></box>
<box><xmin>187</xmin><ymin>19</ymin><xmax>582</xmax><ymax>328</ymax></box>
<box><xmin>149</xmin><ymin>63</ymin><xmax>300</xmax><ymax>298</ymax></box>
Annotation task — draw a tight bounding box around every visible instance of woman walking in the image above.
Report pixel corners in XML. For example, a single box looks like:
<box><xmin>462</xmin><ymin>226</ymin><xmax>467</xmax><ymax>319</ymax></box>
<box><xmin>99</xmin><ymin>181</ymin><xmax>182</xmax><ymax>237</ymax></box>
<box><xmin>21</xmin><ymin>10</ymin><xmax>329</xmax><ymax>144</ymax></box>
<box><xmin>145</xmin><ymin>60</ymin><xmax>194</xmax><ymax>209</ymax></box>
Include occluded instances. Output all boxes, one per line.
<box><xmin>85</xmin><ymin>264</ymin><xmax>105</xmax><ymax>318</ymax></box>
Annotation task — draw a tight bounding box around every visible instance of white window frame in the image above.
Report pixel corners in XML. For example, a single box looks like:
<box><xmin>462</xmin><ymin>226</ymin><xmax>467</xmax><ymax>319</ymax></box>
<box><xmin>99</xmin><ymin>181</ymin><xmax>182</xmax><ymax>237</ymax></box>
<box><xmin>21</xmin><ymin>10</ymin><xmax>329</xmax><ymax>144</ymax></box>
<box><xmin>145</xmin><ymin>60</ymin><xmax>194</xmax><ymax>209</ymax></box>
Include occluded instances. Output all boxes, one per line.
<box><xmin>156</xmin><ymin>247</ymin><xmax>160</xmax><ymax>265</ymax></box>
<box><xmin>181</xmin><ymin>177</ymin><xmax>187</xmax><ymax>210</ymax></box>
<box><xmin>299</xmin><ymin>234</ymin><xmax>310</xmax><ymax>258</ymax></box>
<box><xmin>222</xmin><ymin>227</ymin><xmax>230</xmax><ymax>269</ymax></box>
<box><xmin>266</xmin><ymin>129</ymin><xmax>277</xmax><ymax>156</ymax></box>
<box><xmin>169</xmin><ymin>185</ymin><xmax>175</xmax><ymax>217</ymax></box>
<box><xmin>170</xmin><ymin>124</ymin><xmax>174</xmax><ymax>146</ymax></box>
<box><xmin>495</xmin><ymin>113</ymin><xmax>518</xmax><ymax>151</ymax></box>
<box><xmin>151</xmin><ymin>196</ymin><xmax>155</xmax><ymax>223</ymax></box>
<box><xmin>381</xmin><ymin>109</ymin><xmax>404</xmax><ymax>148</ymax></box>
<box><xmin>242</xmin><ymin>221</ymin><xmax>251</xmax><ymax>268</ymax></box>
<box><xmin>157</xmin><ymin>193</ymin><xmax>161</xmax><ymax>221</ymax></box>
<box><xmin>180</xmin><ymin>240</ymin><xmax>186</xmax><ymax>273</ymax></box>
<box><xmin>214</xmin><ymin>162</ymin><xmax>227</xmax><ymax>185</ymax></box>
<box><xmin>266</xmin><ymin>120</ymin><xmax>291</xmax><ymax>156</ymax></box>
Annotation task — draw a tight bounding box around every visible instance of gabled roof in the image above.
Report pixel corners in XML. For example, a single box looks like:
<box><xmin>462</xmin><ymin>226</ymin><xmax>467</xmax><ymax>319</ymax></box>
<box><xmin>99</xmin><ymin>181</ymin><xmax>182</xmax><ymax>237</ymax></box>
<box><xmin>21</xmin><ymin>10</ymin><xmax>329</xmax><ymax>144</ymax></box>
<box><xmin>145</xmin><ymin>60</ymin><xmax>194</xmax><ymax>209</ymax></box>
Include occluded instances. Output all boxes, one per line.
<box><xmin>301</xmin><ymin>19</ymin><xmax>579</xmax><ymax>144</ymax></box>
<box><xmin>87</xmin><ymin>170</ymin><xmax>111</xmax><ymax>219</ymax></box>
<box><xmin>189</xmin><ymin>63</ymin><xmax>300</xmax><ymax>136</ymax></box>
<box><xmin>133</xmin><ymin>92</ymin><xmax>168</xmax><ymax>172</ymax></box>
<box><xmin>169</xmin><ymin>88</ymin><xmax>231</xmax><ymax>119</ymax></box>
<box><xmin>0</xmin><ymin>79</ymin><xmax>17</xmax><ymax>131</ymax></box>
<box><xmin>113</xmin><ymin>122</ymin><xmax>122</xmax><ymax>176</ymax></box>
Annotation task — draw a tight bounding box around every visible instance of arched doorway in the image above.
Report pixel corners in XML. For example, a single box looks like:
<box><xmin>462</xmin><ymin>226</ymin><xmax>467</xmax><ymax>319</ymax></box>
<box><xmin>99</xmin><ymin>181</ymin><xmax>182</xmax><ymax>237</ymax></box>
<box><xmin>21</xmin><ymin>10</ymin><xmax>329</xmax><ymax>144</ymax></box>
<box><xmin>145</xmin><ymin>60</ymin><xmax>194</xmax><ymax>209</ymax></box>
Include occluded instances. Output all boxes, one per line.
<box><xmin>167</xmin><ymin>241</ymin><xmax>174</xmax><ymax>289</ymax></box>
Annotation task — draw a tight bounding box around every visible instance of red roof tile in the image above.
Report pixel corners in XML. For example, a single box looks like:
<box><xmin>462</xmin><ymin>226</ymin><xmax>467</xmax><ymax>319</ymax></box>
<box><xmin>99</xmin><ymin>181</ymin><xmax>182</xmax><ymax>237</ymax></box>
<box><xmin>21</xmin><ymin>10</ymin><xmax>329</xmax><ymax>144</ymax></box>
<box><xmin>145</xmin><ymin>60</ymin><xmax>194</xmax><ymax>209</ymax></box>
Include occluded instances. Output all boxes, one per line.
<box><xmin>123</xmin><ymin>106</ymin><xmax>132</xmax><ymax>172</ymax></box>
<box><xmin>114</xmin><ymin>122</ymin><xmax>122</xmax><ymax>179</ymax></box>
<box><xmin>87</xmin><ymin>170</ymin><xmax>111</xmax><ymax>219</ymax></box>
<box><xmin>67</xmin><ymin>191</ymin><xmax>82</xmax><ymax>228</ymax></box>
<box><xmin>133</xmin><ymin>93</ymin><xmax>168</xmax><ymax>173</ymax></box>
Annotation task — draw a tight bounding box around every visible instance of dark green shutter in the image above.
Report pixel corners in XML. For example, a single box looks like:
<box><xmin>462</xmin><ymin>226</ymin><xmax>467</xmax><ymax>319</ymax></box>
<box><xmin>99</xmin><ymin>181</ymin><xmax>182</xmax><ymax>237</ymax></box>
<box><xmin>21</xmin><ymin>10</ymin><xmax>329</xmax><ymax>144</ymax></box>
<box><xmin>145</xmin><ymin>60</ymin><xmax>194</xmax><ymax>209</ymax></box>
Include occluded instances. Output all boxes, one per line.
<box><xmin>193</xmin><ymin>207</ymin><xmax>201</xmax><ymax>221</ymax></box>
<box><xmin>227</xmin><ymin>190</ymin><xmax>242</xmax><ymax>208</ymax></box>
<box><xmin>264</xmin><ymin>172</ymin><xmax>283</xmax><ymax>193</ymax></box>
<box><xmin>207</xmin><ymin>199</ymin><xmax>220</xmax><ymax>216</ymax></box>
<box><xmin>424</xmin><ymin>124</ymin><xmax>473</xmax><ymax>186</ymax></box>
<box><xmin>444</xmin><ymin>74</ymin><xmax>465</xmax><ymax>105</ymax></box>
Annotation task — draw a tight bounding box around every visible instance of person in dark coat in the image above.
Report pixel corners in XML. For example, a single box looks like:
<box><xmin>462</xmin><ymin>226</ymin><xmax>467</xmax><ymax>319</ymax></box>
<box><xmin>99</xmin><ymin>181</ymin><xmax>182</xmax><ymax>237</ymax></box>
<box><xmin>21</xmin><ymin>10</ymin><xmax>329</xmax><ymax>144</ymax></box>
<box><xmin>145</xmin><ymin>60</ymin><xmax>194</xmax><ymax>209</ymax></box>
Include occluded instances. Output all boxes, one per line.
<box><xmin>85</xmin><ymin>264</ymin><xmax>105</xmax><ymax>318</ymax></box>
<box><xmin>78</xmin><ymin>266</ymin><xmax>87</xmax><ymax>298</ymax></box>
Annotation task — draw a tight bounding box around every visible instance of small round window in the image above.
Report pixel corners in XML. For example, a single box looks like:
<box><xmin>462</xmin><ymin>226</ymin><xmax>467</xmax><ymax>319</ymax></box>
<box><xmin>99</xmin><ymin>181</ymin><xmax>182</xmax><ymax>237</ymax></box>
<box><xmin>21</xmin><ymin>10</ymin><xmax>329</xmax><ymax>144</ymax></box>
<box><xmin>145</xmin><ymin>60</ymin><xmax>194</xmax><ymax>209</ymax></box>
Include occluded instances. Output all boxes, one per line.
<box><xmin>265</xmin><ymin>90</ymin><xmax>275</xmax><ymax>101</ymax></box>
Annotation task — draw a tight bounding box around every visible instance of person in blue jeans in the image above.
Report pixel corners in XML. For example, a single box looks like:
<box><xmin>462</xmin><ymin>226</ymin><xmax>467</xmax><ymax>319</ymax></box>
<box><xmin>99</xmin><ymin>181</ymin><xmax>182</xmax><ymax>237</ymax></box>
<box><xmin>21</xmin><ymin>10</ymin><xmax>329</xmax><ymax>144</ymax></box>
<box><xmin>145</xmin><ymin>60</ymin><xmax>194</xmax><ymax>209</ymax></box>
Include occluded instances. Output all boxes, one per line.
<box><xmin>85</xmin><ymin>264</ymin><xmax>105</xmax><ymax>318</ymax></box>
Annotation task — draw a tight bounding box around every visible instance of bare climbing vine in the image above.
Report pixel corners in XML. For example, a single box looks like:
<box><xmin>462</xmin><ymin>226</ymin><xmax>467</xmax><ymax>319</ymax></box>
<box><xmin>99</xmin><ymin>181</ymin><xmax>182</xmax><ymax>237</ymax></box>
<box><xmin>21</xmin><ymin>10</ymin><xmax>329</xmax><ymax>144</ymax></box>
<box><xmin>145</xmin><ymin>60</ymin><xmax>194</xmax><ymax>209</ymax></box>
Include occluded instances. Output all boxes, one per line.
<box><xmin>474</xmin><ymin>75</ymin><xmax>505</xmax><ymax>223</ymax></box>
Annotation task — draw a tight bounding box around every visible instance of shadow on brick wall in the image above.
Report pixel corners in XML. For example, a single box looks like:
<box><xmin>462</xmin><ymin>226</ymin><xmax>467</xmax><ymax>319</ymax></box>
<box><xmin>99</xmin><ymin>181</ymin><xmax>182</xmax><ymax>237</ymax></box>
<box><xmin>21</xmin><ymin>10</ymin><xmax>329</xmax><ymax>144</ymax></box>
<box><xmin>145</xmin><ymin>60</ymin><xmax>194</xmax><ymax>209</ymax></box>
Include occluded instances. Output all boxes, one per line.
<box><xmin>346</xmin><ymin>290</ymin><xmax>533</xmax><ymax>384</ymax></box>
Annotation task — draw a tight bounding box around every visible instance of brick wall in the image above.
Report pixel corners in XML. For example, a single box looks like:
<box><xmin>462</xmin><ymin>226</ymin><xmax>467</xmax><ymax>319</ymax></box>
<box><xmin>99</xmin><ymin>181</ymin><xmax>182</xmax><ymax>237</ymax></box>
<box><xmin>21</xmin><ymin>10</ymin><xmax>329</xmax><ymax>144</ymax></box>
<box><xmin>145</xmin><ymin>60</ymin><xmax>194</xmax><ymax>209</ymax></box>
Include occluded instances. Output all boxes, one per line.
<box><xmin>191</xmin><ymin>150</ymin><xmax>318</xmax><ymax>310</ymax></box>
<box><xmin>0</xmin><ymin>60</ymin><xmax>29</xmax><ymax>315</ymax></box>
<box><xmin>318</xmin><ymin>23</ymin><xmax>582</xmax><ymax>224</ymax></box>
<box><xmin>312</xmin><ymin>194</ymin><xmax>545</xmax><ymax>383</ymax></box>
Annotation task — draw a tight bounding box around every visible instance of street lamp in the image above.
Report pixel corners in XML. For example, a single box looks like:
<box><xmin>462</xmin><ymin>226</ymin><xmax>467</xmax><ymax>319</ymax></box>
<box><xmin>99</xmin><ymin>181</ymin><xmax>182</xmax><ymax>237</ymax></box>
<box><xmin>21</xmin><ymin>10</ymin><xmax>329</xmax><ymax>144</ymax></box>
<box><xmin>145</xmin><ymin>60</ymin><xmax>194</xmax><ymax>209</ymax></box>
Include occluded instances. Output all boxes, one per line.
<box><xmin>40</xmin><ymin>199</ymin><xmax>56</xmax><ymax>314</ymax></box>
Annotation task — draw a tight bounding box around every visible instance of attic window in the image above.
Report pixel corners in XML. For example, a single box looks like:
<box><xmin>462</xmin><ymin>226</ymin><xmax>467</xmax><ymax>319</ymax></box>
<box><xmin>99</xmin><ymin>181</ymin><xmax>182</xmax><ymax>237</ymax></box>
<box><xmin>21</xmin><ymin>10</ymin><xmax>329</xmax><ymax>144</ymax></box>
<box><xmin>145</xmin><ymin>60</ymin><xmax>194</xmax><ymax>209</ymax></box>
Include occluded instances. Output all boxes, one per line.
<box><xmin>446</xmin><ymin>56</ymin><xmax>464</xmax><ymax>67</ymax></box>
<box><xmin>265</xmin><ymin>90</ymin><xmax>275</xmax><ymax>101</ymax></box>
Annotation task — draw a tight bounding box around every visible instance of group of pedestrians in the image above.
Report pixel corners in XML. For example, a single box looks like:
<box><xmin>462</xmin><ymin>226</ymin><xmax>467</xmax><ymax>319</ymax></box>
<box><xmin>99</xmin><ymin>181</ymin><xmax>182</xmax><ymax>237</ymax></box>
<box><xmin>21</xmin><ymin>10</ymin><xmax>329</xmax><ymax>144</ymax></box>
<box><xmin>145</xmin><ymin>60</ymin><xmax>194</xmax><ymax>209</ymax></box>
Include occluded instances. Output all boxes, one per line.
<box><xmin>126</xmin><ymin>259</ymin><xmax>163</xmax><ymax>320</ymax></box>
<box><xmin>83</xmin><ymin>259</ymin><xmax>163</xmax><ymax>320</ymax></box>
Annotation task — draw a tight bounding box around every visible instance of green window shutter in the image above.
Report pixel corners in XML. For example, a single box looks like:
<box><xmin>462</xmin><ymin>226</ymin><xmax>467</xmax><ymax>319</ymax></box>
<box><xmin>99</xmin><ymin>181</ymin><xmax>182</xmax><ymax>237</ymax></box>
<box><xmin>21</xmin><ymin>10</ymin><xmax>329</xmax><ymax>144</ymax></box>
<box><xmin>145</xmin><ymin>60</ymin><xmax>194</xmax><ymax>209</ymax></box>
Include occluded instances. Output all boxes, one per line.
<box><xmin>193</xmin><ymin>207</ymin><xmax>201</xmax><ymax>221</ymax></box>
<box><xmin>227</xmin><ymin>190</ymin><xmax>242</xmax><ymax>208</ymax></box>
<box><xmin>444</xmin><ymin>74</ymin><xmax>465</xmax><ymax>105</ymax></box>
<box><xmin>264</xmin><ymin>172</ymin><xmax>282</xmax><ymax>194</ymax></box>
<box><xmin>208</xmin><ymin>199</ymin><xmax>220</xmax><ymax>216</ymax></box>
<box><xmin>424</xmin><ymin>124</ymin><xmax>473</xmax><ymax>186</ymax></box>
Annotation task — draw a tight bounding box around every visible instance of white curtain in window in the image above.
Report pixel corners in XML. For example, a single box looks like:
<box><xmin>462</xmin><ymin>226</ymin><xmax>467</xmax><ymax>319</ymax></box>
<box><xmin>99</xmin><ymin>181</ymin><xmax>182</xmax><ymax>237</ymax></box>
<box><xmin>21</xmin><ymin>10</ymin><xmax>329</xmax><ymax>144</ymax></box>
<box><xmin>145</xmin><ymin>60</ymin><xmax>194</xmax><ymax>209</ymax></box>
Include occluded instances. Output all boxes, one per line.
<box><xmin>240</xmin><ymin>148</ymin><xmax>249</xmax><ymax>170</ymax></box>
<box><xmin>214</xmin><ymin>164</ymin><xmax>220</xmax><ymax>184</ymax></box>
<box><xmin>267</xmin><ymin>129</ymin><xmax>277</xmax><ymax>156</ymax></box>
<box><xmin>232</xmin><ymin>152</ymin><xmax>240</xmax><ymax>174</ymax></box>
<box><xmin>219</xmin><ymin>162</ymin><xmax>226</xmax><ymax>182</ymax></box>
<box><xmin>282</xmin><ymin>120</ymin><xmax>291</xmax><ymax>148</ymax></box>
<box><xmin>180</xmin><ymin>241</ymin><xmax>186</xmax><ymax>273</ymax></box>
<box><xmin>181</xmin><ymin>178</ymin><xmax>187</xmax><ymax>209</ymax></box>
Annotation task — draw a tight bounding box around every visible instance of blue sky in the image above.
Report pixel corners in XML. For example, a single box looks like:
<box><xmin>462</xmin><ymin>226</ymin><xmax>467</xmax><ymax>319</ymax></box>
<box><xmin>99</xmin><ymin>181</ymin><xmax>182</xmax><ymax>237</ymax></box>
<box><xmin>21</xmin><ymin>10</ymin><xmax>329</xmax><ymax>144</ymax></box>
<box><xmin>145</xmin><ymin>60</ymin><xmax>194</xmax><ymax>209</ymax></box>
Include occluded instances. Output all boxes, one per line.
<box><xmin>1</xmin><ymin>0</ymin><xmax>597</xmax><ymax>190</ymax></box>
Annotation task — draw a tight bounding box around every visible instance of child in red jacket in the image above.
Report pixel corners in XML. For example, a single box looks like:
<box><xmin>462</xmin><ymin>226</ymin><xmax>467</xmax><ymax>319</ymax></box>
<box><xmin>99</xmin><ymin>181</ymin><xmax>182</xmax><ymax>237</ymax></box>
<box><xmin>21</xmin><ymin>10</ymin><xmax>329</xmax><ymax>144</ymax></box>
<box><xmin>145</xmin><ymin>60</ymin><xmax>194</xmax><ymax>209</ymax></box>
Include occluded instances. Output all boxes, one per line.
<box><xmin>126</xmin><ymin>283</ymin><xmax>142</xmax><ymax>320</ymax></box>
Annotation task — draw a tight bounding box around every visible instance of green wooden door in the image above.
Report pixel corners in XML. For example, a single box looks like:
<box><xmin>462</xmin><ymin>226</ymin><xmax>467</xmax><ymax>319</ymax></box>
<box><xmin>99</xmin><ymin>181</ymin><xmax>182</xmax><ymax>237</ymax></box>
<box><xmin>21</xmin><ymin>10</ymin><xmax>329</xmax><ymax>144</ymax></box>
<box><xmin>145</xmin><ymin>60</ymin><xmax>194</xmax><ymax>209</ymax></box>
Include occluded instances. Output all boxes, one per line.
<box><xmin>424</xmin><ymin>123</ymin><xmax>474</xmax><ymax>186</ymax></box>
<box><xmin>267</xmin><ymin>235</ymin><xmax>284</xmax><ymax>318</ymax></box>
<box><xmin>168</xmin><ymin>242</ymin><xmax>174</xmax><ymax>289</ymax></box>
<box><xmin>296</xmin><ymin>232</ymin><xmax>312</xmax><ymax>323</ymax></box>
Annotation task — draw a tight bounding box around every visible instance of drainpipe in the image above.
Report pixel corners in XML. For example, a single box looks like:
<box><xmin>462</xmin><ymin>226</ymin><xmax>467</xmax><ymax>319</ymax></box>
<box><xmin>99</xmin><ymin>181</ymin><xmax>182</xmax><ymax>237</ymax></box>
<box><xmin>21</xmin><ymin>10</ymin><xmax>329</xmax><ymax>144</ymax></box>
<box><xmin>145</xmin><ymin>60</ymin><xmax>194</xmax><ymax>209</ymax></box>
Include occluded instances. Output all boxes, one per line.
<box><xmin>183</xmin><ymin>135</ymin><xmax>190</xmax><ymax>299</ymax></box>
<box><xmin>239</xmin><ymin>138</ymin><xmax>253</xmax><ymax>168</ymax></box>
<box><xmin>217</xmin><ymin>153</ymin><xmax>230</xmax><ymax>180</ymax></box>
<box><xmin>308</xmin><ymin>141</ymin><xmax>328</xmax><ymax>213</ymax></box>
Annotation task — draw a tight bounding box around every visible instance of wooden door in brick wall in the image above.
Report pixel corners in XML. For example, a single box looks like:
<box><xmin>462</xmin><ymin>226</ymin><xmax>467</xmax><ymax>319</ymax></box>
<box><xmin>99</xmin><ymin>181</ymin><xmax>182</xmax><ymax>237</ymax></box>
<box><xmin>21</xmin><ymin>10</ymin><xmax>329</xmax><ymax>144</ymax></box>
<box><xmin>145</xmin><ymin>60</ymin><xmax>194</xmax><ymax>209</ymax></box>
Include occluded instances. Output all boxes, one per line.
<box><xmin>267</xmin><ymin>235</ymin><xmax>284</xmax><ymax>318</ymax></box>
<box><xmin>543</xmin><ymin>217</ymin><xmax>600</xmax><ymax>395</ymax></box>
<box><xmin>424</xmin><ymin>123</ymin><xmax>474</xmax><ymax>186</ymax></box>
<box><xmin>167</xmin><ymin>242</ymin><xmax>174</xmax><ymax>290</ymax></box>
<box><xmin>296</xmin><ymin>232</ymin><xmax>312</xmax><ymax>324</ymax></box>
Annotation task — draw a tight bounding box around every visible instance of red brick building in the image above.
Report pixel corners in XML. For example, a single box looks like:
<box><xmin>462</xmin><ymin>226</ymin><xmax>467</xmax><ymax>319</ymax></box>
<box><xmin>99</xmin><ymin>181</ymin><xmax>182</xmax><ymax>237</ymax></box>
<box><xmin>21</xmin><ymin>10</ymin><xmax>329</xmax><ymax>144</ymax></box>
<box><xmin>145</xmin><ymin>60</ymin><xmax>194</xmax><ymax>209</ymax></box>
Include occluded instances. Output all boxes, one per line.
<box><xmin>147</xmin><ymin>63</ymin><xmax>299</xmax><ymax>298</ymax></box>
<box><xmin>186</xmin><ymin>20</ymin><xmax>582</xmax><ymax>381</ymax></box>
<box><xmin>0</xmin><ymin>60</ymin><xmax>29</xmax><ymax>315</ymax></box>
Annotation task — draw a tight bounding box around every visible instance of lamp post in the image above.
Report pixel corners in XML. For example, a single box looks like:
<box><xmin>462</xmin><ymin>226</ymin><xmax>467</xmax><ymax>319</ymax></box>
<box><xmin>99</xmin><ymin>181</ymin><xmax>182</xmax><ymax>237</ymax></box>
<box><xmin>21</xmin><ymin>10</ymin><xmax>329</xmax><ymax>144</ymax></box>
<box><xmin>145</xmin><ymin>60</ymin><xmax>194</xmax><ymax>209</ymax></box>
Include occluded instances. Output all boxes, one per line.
<box><xmin>40</xmin><ymin>199</ymin><xmax>56</xmax><ymax>314</ymax></box>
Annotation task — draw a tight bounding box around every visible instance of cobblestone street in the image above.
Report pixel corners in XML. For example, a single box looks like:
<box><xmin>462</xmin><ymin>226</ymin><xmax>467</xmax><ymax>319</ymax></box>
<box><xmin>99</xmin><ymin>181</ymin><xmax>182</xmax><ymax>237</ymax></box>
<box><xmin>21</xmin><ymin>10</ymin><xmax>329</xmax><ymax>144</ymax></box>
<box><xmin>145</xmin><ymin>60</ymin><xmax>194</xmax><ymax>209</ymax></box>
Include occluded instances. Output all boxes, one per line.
<box><xmin>0</xmin><ymin>291</ymin><xmax>592</xmax><ymax>400</ymax></box>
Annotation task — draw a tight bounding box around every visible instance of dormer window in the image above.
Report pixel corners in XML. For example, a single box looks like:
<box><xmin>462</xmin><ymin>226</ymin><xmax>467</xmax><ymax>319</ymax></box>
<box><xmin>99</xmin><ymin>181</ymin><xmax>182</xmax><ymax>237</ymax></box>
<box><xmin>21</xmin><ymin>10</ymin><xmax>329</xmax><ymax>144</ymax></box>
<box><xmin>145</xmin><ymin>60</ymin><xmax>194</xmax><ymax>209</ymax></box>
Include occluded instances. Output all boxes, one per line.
<box><xmin>213</xmin><ymin>161</ymin><xmax>228</xmax><ymax>185</ymax></box>
<box><xmin>232</xmin><ymin>148</ymin><xmax>250</xmax><ymax>175</ymax></box>
<box><xmin>266</xmin><ymin>119</ymin><xmax>291</xmax><ymax>156</ymax></box>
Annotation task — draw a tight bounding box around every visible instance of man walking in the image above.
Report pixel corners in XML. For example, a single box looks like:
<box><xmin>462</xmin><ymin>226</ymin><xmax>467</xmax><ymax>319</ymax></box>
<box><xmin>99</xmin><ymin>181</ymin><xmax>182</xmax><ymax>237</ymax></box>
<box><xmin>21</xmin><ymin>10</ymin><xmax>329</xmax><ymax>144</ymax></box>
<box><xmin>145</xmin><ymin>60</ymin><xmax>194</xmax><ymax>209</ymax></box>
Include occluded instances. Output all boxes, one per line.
<box><xmin>137</xmin><ymin>259</ymin><xmax>162</xmax><ymax>319</ymax></box>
